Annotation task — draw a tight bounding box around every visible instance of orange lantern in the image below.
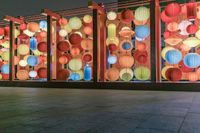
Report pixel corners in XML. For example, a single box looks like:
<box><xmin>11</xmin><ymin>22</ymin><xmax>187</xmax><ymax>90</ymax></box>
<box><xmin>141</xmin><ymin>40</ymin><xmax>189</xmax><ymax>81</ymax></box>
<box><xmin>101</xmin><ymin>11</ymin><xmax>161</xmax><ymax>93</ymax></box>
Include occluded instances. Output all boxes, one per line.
<box><xmin>83</xmin><ymin>26</ymin><xmax>93</xmax><ymax>35</ymax></box>
<box><xmin>105</xmin><ymin>68</ymin><xmax>120</xmax><ymax>81</ymax></box>
<box><xmin>38</xmin><ymin>67</ymin><xmax>47</xmax><ymax>78</ymax></box>
<box><xmin>180</xmin><ymin>44</ymin><xmax>191</xmax><ymax>52</ymax></box>
<box><xmin>136</xmin><ymin>42</ymin><xmax>146</xmax><ymax>51</ymax></box>
<box><xmin>27</xmin><ymin>22</ymin><xmax>40</xmax><ymax>32</ymax></box>
<box><xmin>59</xmin><ymin>18</ymin><xmax>68</xmax><ymax>26</ymax></box>
<box><xmin>16</xmin><ymin>70</ymin><xmax>29</xmax><ymax>80</ymax></box>
<box><xmin>39</xmin><ymin>31</ymin><xmax>47</xmax><ymax>38</ymax></box>
<box><xmin>81</xmin><ymin>38</ymin><xmax>93</xmax><ymax>50</ymax></box>
<box><xmin>187</xmin><ymin>72</ymin><xmax>198</xmax><ymax>82</ymax></box>
<box><xmin>118</xmin><ymin>55</ymin><xmax>134</xmax><ymax>68</ymax></box>
<box><xmin>57</xmin><ymin>69</ymin><xmax>70</xmax><ymax>80</ymax></box>
<box><xmin>70</xmin><ymin>47</ymin><xmax>80</xmax><ymax>57</ymax></box>
<box><xmin>167</xmin><ymin>22</ymin><xmax>178</xmax><ymax>32</ymax></box>
<box><xmin>58</xmin><ymin>55</ymin><xmax>68</xmax><ymax>64</ymax></box>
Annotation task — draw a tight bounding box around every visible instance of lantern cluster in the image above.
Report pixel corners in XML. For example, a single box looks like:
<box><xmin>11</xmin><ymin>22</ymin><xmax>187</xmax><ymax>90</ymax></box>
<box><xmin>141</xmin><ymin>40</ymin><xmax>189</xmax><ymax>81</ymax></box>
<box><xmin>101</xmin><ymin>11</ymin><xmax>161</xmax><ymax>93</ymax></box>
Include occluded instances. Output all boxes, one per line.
<box><xmin>105</xmin><ymin>7</ymin><xmax>151</xmax><ymax>82</ymax></box>
<box><xmin>161</xmin><ymin>1</ymin><xmax>200</xmax><ymax>82</ymax></box>
<box><xmin>55</xmin><ymin>15</ymin><xmax>93</xmax><ymax>81</ymax></box>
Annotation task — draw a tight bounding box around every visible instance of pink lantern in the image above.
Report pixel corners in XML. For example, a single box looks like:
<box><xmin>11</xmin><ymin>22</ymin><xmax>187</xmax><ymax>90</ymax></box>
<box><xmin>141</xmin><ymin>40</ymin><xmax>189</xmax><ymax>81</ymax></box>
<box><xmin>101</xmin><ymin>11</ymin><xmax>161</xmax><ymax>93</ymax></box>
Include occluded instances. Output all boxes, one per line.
<box><xmin>187</xmin><ymin>1</ymin><xmax>197</xmax><ymax>20</ymax></box>
<box><xmin>165</xmin><ymin>2</ymin><xmax>181</xmax><ymax>17</ymax></box>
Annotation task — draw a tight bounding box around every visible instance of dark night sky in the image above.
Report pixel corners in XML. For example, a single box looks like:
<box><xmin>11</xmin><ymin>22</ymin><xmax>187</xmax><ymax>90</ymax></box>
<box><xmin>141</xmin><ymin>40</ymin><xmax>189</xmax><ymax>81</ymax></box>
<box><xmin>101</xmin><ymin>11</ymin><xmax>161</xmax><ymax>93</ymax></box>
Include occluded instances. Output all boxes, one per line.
<box><xmin>0</xmin><ymin>0</ymin><xmax>117</xmax><ymax>19</ymax></box>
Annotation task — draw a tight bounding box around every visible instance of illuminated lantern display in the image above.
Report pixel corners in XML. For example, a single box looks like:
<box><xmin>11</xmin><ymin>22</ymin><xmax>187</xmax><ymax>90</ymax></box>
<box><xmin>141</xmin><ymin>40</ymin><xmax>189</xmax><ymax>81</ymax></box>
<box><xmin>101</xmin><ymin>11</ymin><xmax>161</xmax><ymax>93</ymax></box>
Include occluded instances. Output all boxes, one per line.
<box><xmin>135</xmin><ymin>25</ymin><xmax>150</xmax><ymax>39</ymax></box>
<box><xmin>134</xmin><ymin>67</ymin><xmax>150</xmax><ymax>81</ymax></box>
<box><xmin>135</xmin><ymin>6</ymin><xmax>150</xmax><ymax>21</ymax></box>
<box><xmin>17</xmin><ymin>44</ymin><xmax>29</xmax><ymax>55</ymax></box>
<box><xmin>195</xmin><ymin>30</ymin><xmax>200</xmax><ymax>39</ymax></box>
<box><xmin>83</xmin><ymin>15</ymin><xmax>92</xmax><ymax>24</ymax></box>
<box><xmin>105</xmin><ymin>68</ymin><xmax>120</xmax><ymax>81</ymax></box>
<box><xmin>120</xmin><ymin>68</ymin><xmax>134</xmax><ymax>81</ymax></box>
<box><xmin>180</xmin><ymin>44</ymin><xmax>191</xmax><ymax>52</ymax></box>
<box><xmin>121</xmin><ymin>9</ymin><xmax>134</xmax><ymax>23</ymax></box>
<box><xmin>30</xmin><ymin>37</ymin><xmax>37</xmax><ymax>50</ymax></box>
<box><xmin>1</xmin><ymin>41</ymin><xmax>9</xmax><ymax>48</ymax></box>
<box><xmin>19</xmin><ymin>23</ymin><xmax>27</xmax><ymax>31</ymax></box>
<box><xmin>186</xmin><ymin>1</ymin><xmax>197</xmax><ymax>20</ymax></box>
<box><xmin>187</xmin><ymin>72</ymin><xmax>198</xmax><ymax>82</ymax></box>
<box><xmin>165</xmin><ymin>2</ymin><xmax>181</xmax><ymax>17</ymax></box>
<box><xmin>14</xmin><ymin>56</ymin><xmax>20</xmax><ymax>65</ymax></box>
<box><xmin>37</xmin><ymin>42</ymin><xmax>47</xmax><ymax>52</ymax></box>
<box><xmin>107</xmin><ymin>55</ymin><xmax>117</xmax><ymax>65</ymax></box>
<box><xmin>183</xmin><ymin>37</ymin><xmax>200</xmax><ymax>48</ymax></box>
<box><xmin>69</xmin><ymin>59</ymin><xmax>82</xmax><ymax>71</ymax></box>
<box><xmin>27</xmin><ymin>22</ymin><xmax>40</xmax><ymax>32</ymax></box>
<box><xmin>59</xmin><ymin>55</ymin><xmax>68</xmax><ymax>64</ymax></box>
<box><xmin>39</xmin><ymin>20</ymin><xmax>47</xmax><ymax>29</ymax></box>
<box><xmin>186</xmin><ymin>24</ymin><xmax>198</xmax><ymax>34</ymax></box>
<box><xmin>57</xmin><ymin>41</ymin><xmax>70</xmax><ymax>52</ymax></box>
<box><xmin>106</xmin><ymin>37</ymin><xmax>119</xmax><ymax>46</ymax></box>
<box><xmin>70</xmin><ymin>47</ymin><xmax>80</xmax><ymax>57</ymax></box>
<box><xmin>16</xmin><ymin>70</ymin><xmax>29</xmax><ymax>80</ymax></box>
<box><xmin>27</xmin><ymin>56</ymin><xmax>38</xmax><ymax>67</ymax></box>
<box><xmin>165</xmin><ymin>68</ymin><xmax>182</xmax><ymax>82</ymax></box>
<box><xmin>18</xmin><ymin>33</ymin><xmax>29</xmax><ymax>41</ymax></box>
<box><xmin>14</xmin><ymin>29</ymin><xmax>20</xmax><ymax>39</ymax></box>
<box><xmin>107</xmin><ymin>11</ymin><xmax>117</xmax><ymax>21</ymax></box>
<box><xmin>57</xmin><ymin>69</ymin><xmax>69</xmax><ymax>80</ymax></box>
<box><xmin>39</xmin><ymin>31</ymin><xmax>47</xmax><ymax>38</ymax></box>
<box><xmin>163</xmin><ymin>31</ymin><xmax>171</xmax><ymax>39</ymax></box>
<box><xmin>118</xmin><ymin>55</ymin><xmax>134</xmax><ymax>68</ymax></box>
<box><xmin>107</xmin><ymin>23</ymin><xmax>117</xmax><ymax>38</ymax></box>
<box><xmin>29</xmin><ymin>71</ymin><xmax>37</xmax><ymax>78</ymax></box>
<box><xmin>0</xmin><ymin>28</ymin><xmax>4</xmax><ymax>36</ymax></box>
<box><xmin>183</xmin><ymin>53</ymin><xmax>200</xmax><ymax>68</ymax></box>
<box><xmin>69</xmin><ymin>33</ymin><xmax>82</xmax><ymax>45</ymax></box>
<box><xmin>68</xmin><ymin>17</ymin><xmax>82</xmax><ymax>30</ymax></box>
<box><xmin>165</xmin><ymin>50</ymin><xmax>182</xmax><ymax>64</ymax></box>
<box><xmin>83</xmin><ymin>26</ymin><xmax>92</xmax><ymax>35</ymax></box>
<box><xmin>108</xmin><ymin>44</ymin><xmax>117</xmax><ymax>51</ymax></box>
<box><xmin>164</xmin><ymin>36</ymin><xmax>182</xmax><ymax>46</ymax></box>
<box><xmin>37</xmin><ymin>67</ymin><xmax>47</xmax><ymax>78</ymax></box>
<box><xmin>1</xmin><ymin>64</ymin><xmax>9</xmax><ymax>74</ymax></box>
<box><xmin>134</xmin><ymin>50</ymin><xmax>148</xmax><ymax>64</ymax></box>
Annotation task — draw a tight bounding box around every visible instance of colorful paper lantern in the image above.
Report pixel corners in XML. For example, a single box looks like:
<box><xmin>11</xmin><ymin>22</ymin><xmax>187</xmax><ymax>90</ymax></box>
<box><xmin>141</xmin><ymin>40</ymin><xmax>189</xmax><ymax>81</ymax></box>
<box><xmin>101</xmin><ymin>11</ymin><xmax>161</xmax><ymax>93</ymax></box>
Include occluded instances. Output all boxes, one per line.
<box><xmin>81</xmin><ymin>38</ymin><xmax>93</xmax><ymax>50</ymax></box>
<box><xmin>30</xmin><ymin>37</ymin><xmax>37</xmax><ymax>50</ymax></box>
<box><xmin>61</xmin><ymin>24</ymin><xmax>72</xmax><ymax>33</ymax></box>
<box><xmin>165</xmin><ymin>49</ymin><xmax>182</xmax><ymax>64</ymax></box>
<box><xmin>180</xmin><ymin>44</ymin><xmax>191</xmax><ymax>52</ymax></box>
<box><xmin>120</xmin><ymin>68</ymin><xmax>134</xmax><ymax>81</ymax></box>
<box><xmin>183</xmin><ymin>37</ymin><xmax>200</xmax><ymax>48</ymax></box>
<box><xmin>14</xmin><ymin>56</ymin><xmax>20</xmax><ymax>65</ymax></box>
<box><xmin>82</xmin><ymin>52</ymin><xmax>93</xmax><ymax>63</ymax></box>
<box><xmin>186</xmin><ymin>24</ymin><xmax>198</xmax><ymax>34</ymax></box>
<box><xmin>187</xmin><ymin>1</ymin><xmax>197</xmax><ymax>20</ymax></box>
<box><xmin>17</xmin><ymin>44</ymin><xmax>29</xmax><ymax>55</ymax></box>
<box><xmin>118</xmin><ymin>55</ymin><xmax>134</xmax><ymax>68</ymax></box>
<box><xmin>70</xmin><ymin>73</ymin><xmax>81</xmax><ymax>81</ymax></box>
<box><xmin>83</xmin><ymin>26</ymin><xmax>93</xmax><ymax>35</ymax></box>
<box><xmin>135</xmin><ymin>25</ymin><xmax>150</xmax><ymax>39</ymax></box>
<box><xmin>0</xmin><ymin>73</ymin><xmax>2</xmax><ymax>80</ymax></box>
<box><xmin>165</xmin><ymin>2</ymin><xmax>181</xmax><ymax>17</ymax></box>
<box><xmin>37</xmin><ymin>67</ymin><xmax>47</xmax><ymax>78</ymax></box>
<box><xmin>57</xmin><ymin>41</ymin><xmax>70</xmax><ymax>52</ymax></box>
<box><xmin>59</xmin><ymin>29</ymin><xmax>68</xmax><ymax>37</ymax></box>
<box><xmin>108</xmin><ymin>23</ymin><xmax>117</xmax><ymax>38</ymax></box>
<box><xmin>107</xmin><ymin>54</ymin><xmax>117</xmax><ymax>64</ymax></box>
<box><xmin>19</xmin><ymin>23</ymin><xmax>27</xmax><ymax>31</ymax></box>
<box><xmin>37</xmin><ymin>42</ymin><xmax>47</xmax><ymax>52</ymax></box>
<box><xmin>75</xmin><ymin>70</ymin><xmax>84</xmax><ymax>80</ymax></box>
<box><xmin>178</xmin><ymin>20</ymin><xmax>192</xmax><ymax>36</ymax></box>
<box><xmin>1</xmin><ymin>51</ymin><xmax>9</xmax><ymax>61</ymax></box>
<box><xmin>136</xmin><ymin>42</ymin><xmax>146</xmax><ymax>51</ymax></box>
<box><xmin>135</xmin><ymin>6</ymin><xmax>150</xmax><ymax>21</ymax></box>
<box><xmin>1</xmin><ymin>64</ymin><xmax>9</xmax><ymax>74</ymax></box>
<box><xmin>19</xmin><ymin>60</ymin><xmax>27</xmax><ymax>67</ymax></box>
<box><xmin>32</xmin><ymin>49</ymin><xmax>43</xmax><ymax>56</ymax></box>
<box><xmin>84</xmin><ymin>64</ymin><xmax>92</xmax><ymax>81</ymax></box>
<box><xmin>83</xmin><ymin>15</ymin><xmax>92</xmax><ymax>24</ymax></box>
<box><xmin>161</xmin><ymin>10</ymin><xmax>175</xmax><ymax>23</ymax></box>
<box><xmin>14</xmin><ymin>29</ymin><xmax>20</xmax><ymax>39</ymax></box>
<box><xmin>27</xmin><ymin>22</ymin><xmax>40</xmax><ymax>32</ymax></box>
<box><xmin>164</xmin><ymin>37</ymin><xmax>182</xmax><ymax>46</ymax></box>
<box><xmin>119</xmin><ymin>40</ymin><xmax>133</xmax><ymax>52</ymax></box>
<box><xmin>0</xmin><ymin>28</ymin><xmax>4</xmax><ymax>36</ymax></box>
<box><xmin>18</xmin><ymin>33</ymin><xmax>29</xmax><ymax>41</ymax></box>
<box><xmin>161</xmin><ymin>66</ymin><xmax>173</xmax><ymax>80</ymax></box>
<box><xmin>167</xmin><ymin>22</ymin><xmax>178</xmax><ymax>32</ymax></box>
<box><xmin>16</xmin><ymin>70</ymin><xmax>29</xmax><ymax>80</ymax></box>
<box><xmin>2</xmin><ymin>73</ymin><xmax>9</xmax><ymax>80</ymax></box>
<box><xmin>179</xmin><ymin>60</ymin><xmax>193</xmax><ymax>73</ymax></box>
<box><xmin>57</xmin><ymin>69</ymin><xmax>69</xmax><ymax>80</ymax></box>
<box><xmin>27</xmin><ymin>55</ymin><xmax>38</xmax><ymax>67</ymax></box>
<box><xmin>58</xmin><ymin>18</ymin><xmax>68</xmax><ymax>26</ymax></box>
<box><xmin>108</xmin><ymin>44</ymin><xmax>117</xmax><ymax>51</ymax></box>
<box><xmin>23</xmin><ymin>29</ymin><xmax>35</xmax><ymax>37</ymax></box>
<box><xmin>70</xmin><ymin>47</ymin><xmax>80</xmax><ymax>57</ymax></box>
<box><xmin>134</xmin><ymin>50</ymin><xmax>148</xmax><ymax>64</ymax></box>
<box><xmin>161</xmin><ymin>46</ymin><xmax>175</xmax><ymax>60</ymax></box>
<box><xmin>165</xmin><ymin>68</ymin><xmax>182</xmax><ymax>82</ymax></box>
<box><xmin>39</xmin><ymin>31</ymin><xmax>47</xmax><ymax>38</ymax></box>
<box><xmin>134</xmin><ymin>67</ymin><xmax>150</xmax><ymax>81</ymax></box>
<box><xmin>29</xmin><ymin>71</ymin><xmax>37</xmax><ymax>78</ymax></box>
<box><xmin>183</xmin><ymin>53</ymin><xmax>200</xmax><ymax>68</ymax></box>
<box><xmin>107</xmin><ymin>11</ymin><xmax>117</xmax><ymax>21</ymax></box>
<box><xmin>105</xmin><ymin>68</ymin><xmax>119</xmax><ymax>81</ymax></box>
<box><xmin>121</xmin><ymin>9</ymin><xmax>134</xmax><ymax>23</ymax></box>
<box><xmin>106</xmin><ymin>37</ymin><xmax>119</xmax><ymax>46</ymax></box>
<box><xmin>69</xmin><ymin>59</ymin><xmax>82</xmax><ymax>71</ymax></box>
<box><xmin>119</xmin><ymin>26</ymin><xmax>134</xmax><ymax>38</ymax></box>
<box><xmin>39</xmin><ymin>20</ymin><xmax>47</xmax><ymax>30</ymax></box>
<box><xmin>1</xmin><ymin>41</ymin><xmax>9</xmax><ymax>48</ymax></box>
<box><xmin>58</xmin><ymin>55</ymin><xmax>68</xmax><ymax>64</ymax></box>
<box><xmin>68</xmin><ymin>17</ymin><xmax>82</xmax><ymax>30</ymax></box>
<box><xmin>69</xmin><ymin>32</ymin><xmax>82</xmax><ymax>45</ymax></box>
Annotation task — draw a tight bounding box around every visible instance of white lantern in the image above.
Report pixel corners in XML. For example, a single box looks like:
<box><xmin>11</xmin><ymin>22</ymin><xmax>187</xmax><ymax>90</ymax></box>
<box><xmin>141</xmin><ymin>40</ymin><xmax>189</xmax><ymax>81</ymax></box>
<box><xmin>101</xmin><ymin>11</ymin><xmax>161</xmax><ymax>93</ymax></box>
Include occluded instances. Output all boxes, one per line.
<box><xmin>107</xmin><ymin>11</ymin><xmax>117</xmax><ymax>21</ymax></box>
<box><xmin>135</xmin><ymin>7</ymin><xmax>150</xmax><ymax>21</ymax></box>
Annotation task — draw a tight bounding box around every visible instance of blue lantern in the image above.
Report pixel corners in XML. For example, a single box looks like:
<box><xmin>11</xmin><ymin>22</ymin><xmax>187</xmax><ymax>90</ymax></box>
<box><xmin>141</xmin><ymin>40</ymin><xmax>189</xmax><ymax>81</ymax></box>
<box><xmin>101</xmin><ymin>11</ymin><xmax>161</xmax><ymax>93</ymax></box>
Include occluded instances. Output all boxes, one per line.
<box><xmin>27</xmin><ymin>56</ymin><xmax>38</xmax><ymax>67</ymax></box>
<box><xmin>183</xmin><ymin>53</ymin><xmax>200</xmax><ymax>68</ymax></box>
<box><xmin>39</xmin><ymin>21</ymin><xmax>47</xmax><ymax>29</ymax></box>
<box><xmin>107</xmin><ymin>55</ymin><xmax>117</xmax><ymax>64</ymax></box>
<box><xmin>30</xmin><ymin>37</ymin><xmax>37</xmax><ymax>50</ymax></box>
<box><xmin>135</xmin><ymin>25</ymin><xmax>150</xmax><ymax>39</ymax></box>
<box><xmin>165</xmin><ymin>50</ymin><xmax>182</xmax><ymax>64</ymax></box>
<box><xmin>122</xmin><ymin>42</ymin><xmax>131</xmax><ymax>50</ymax></box>
<box><xmin>84</xmin><ymin>64</ymin><xmax>92</xmax><ymax>81</ymax></box>
<box><xmin>70</xmin><ymin>73</ymin><xmax>80</xmax><ymax>81</ymax></box>
<box><xmin>1</xmin><ymin>64</ymin><xmax>9</xmax><ymax>74</ymax></box>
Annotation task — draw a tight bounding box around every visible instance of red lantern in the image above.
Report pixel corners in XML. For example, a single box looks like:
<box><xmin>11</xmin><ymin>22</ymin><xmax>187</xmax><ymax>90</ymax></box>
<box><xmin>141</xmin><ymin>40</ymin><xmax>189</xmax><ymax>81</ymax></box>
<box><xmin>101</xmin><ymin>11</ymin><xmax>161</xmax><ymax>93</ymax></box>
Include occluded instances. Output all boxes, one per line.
<box><xmin>161</xmin><ymin>10</ymin><xmax>175</xmax><ymax>23</ymax></box>
<box><xmin>57</xmin><ymin>41</ymin><xmax>70</xmax><ymax>52</ymax></box>
<box><xmin>0</xmin><ymin>28</ymin><xmax>4</xmax><ymax>36</ymax></box>
<box><xmin>163</xmin><ymin>31</ymin><xmax>171</xmax><ymax>39</ymax></box>
<box><xmin>166</xmin><ymin>68</ymin><xmax>182</xmax><ymax>81</ymax></box>
<box><xmin>37</xmin><ymin>42</ymin><xmax>47</xmax><ymax>52</ymax></box>
<box><xmin>37</xmin><ymin>67</ymin><xmax>47</xmax><ymax>78</ymax></box>
<box><xmin>69</xmin><ymin>33</ymin><xmax>82</xmax><ymax>45</ymax></box>
<box><xmin>82</xmin><ymin>52</ymin><xmax>93</xmax><ymax>63</ymax></box>
<box><xmin>4</xmin><ymin>26</ymin><xmax>10</xmax><ymax>37</ymax></box>
<box><xmin>165</xmin><ymin>2</ymin><xmax>181</xmax><ymax>17</ymax></box>
<box><xmin>134</xmin><ymin>50</ymin><xmax>148</xmax><ymax>64</ymax></box>
<box><xmin>178</xmin><ymin>60</ymin><xmax>193</xmax><ymax>73</ymax></box>
<box><xmin>70</xmin><ymin>47</ymin><xmax>80</xmax><ymax>57</ymax></box>
<box><xmin>57</xmin><ymin>69</ymin><xmax>69</xmax><ymax>80</ymax></box>
<box><xmin>121</xmin><ymin>9</ymin><xmax>134</xmax><ymax>23</ymax></box>
<box><xmin>19</xmin><ymin>23</ymin><xmax>27</xmax><ymax>31</ymax></box>
<box><xmin>17</xmin><ymin>34</ymin><xmax>29</xmax><ymax>41</ymax></box>
<box><xmin>187</xmin><ymin>2</ymin><xmax>197</xmax><ymax>20</ymax></box>
<box><xmin>186</xmin><ymin>24</ymin><xmax>198</xmax><ymax>34</ymax></box>
<box><xmin>108</xmin><ymin>44</ymin><xmax>117</xmax><ymax>51</ymax></box>
<box><xmin>2</xmin><ymin>74</ymin><xmax>9</xmax><ymax>80</ymax></box>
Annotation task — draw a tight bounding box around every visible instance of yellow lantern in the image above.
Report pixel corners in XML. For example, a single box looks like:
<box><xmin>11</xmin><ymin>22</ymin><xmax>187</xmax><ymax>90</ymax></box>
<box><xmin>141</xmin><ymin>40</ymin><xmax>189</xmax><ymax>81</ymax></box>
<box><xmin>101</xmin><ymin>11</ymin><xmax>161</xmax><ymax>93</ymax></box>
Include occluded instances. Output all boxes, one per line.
<box><xmin>107</xmin><ymin>23</ymin><xmax>117</xmax><ymax>38</ymax></box>
<box><xmin>61</xmin><ymin>24</ymin><xmax>72</xmax><ymax>33</ymax></box>
<box><xmin>1</xmin><ymin>41</ymin><xmax>9</xmax><ymax>48</ymax></box>
<box><xmin>195</xmin><ymin>29</ymin><xmax>200</xmax><ymax>39</ymax></box>
<box><xmin>106</xmin><ymin>37</ymin><xmax>119</xmax><ymax>46</ymax></box>
<box><xmin>161</xmin><ymin>46</ymin><xmax>175</xmax><ymax>60</ymax></box>
<box><xmin>135</xmin><ymin>6</ymin><xmax>150</xmax><ymax>21</ymax></box>
<box><xmin>161</xmin><ymin>66</ymin><xmax>173</xmax><ymax>79</ymax></box>
<box><xmin>17</xmin><ymin>44</ymin><xmax>29</xmax><ymax>55</ymax></box>
<box><xmin>107</xmin><ymin>11</ymin><xmax>117</xmax><ymax>21</ymax></box>
<box><xmin>1</xmin><ymin>51</ymin><xmax>9</xmax><ymax>61</ymax></box>
<box><xmin>119</xmin><ymin>68</ymin><xmax>134</xmax><ymax>81</ymax></box>
<box><xmin>69</xmin><ymin>58</ymin><xmax>82</xmax><ymax>71</ymax></box>
<box><xmin>32</xmin><ymin>49</ymin><xmax>43</xmax><ymax>56</ymax></box>
<box><xmin>83</xmin><ymin>15</ymin><xmax>93</xmax><ymax>24</ymax></box>
<box><xmin>183</xmin><ymin>37</ymin><xmax>200</xmax><ymax>48</ymax></box>
<box><xmin>14</xmin><ymin>29</ymin><xmax>20</xmax><ymax>39</ymax></box>
<box><xmin>68</xmin><ymin>17</ymin><xmax>82</xmax><ymax>30</ymax></box>
<box><xmin>19</xmin><ymin>60</ymin><xmax>27</xmax><ymax>67</ymax></box>
<box><xmin>59</xmin><ymin>29</ymin><xmax>68</xmax><ymax>37</ymax></box>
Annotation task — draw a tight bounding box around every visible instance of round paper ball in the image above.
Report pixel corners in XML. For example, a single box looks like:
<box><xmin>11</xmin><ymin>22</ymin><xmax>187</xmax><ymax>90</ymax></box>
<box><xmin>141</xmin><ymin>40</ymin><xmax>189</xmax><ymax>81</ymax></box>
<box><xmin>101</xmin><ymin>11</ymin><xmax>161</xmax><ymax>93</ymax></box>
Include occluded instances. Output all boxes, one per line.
<box><xmin>0</xmin><ymin>73</ymin><xmax>2</xmax><ymax>80</ymax></box>
<box><xmin>135</xmin><ymin>6</ymin><xmax>150</xmax><ymax>21</ymax></box>
<box><xmin>70</xmin><ymin>47</ymin><xmax>80</xmax><ymax>57</ymax></box>
<box><xmin>27</xmin><ymin>55</ymin><xmax>38</xmax><ymax>66</ymax></box>
<box><xmin>58</xmin><ymin>18</ymin><xmax>68</xmax><ymax>26</ymax></box>
<box><xmin>107</xmin><ymin>11</ymin><xmax>117</xmax><ymax>21</ymax></box>
<box><xmin>134</xmin><ymin>50</ymin><xmax>148</xmax><ymax>64</ymax></box>
<box><xmin>106</xmin><ymin>37</ymin><xmax>119</xmax><ymax>46</ymax></box>
<box><xmin>134</xmin><ymin>67</ymin><xmax>150</xmax><ymax>81</ymax></box>
<box><xmin>161</xmin><ymin>10</ymin><xmax>175</xmax><ymax>23</ymax></box>
<box><xmin>165</xmin><ymin>68</ymin><xmax>182</xmax><ymax>81</ymax></box>
<box><xmin>57</xmin><ymin>41</ymin><xmax>70</xmax><ymax>52</ymax></box>
<box><xmin>163</xmin><ymin>31</ymin><xmax>171</xmax><ymax>39</ymax></box>
<box><xmin>19</xmin><ymin>60</ymin><xmax>27</xmax><ymax>67</ymax></box>
<box><xmin>39</xmin><ymin>20</ymin><xmax>47</xmax><ymax>29</ymax></box>
<box><xmin>29</xmin><ymin>70</ymin><xmax>37</xmax><ymax>78</ymax></box>
<box><xmin>81</xmin><ymin>38</ymin><xmax>93</xmax><ymax>50</ymax></box>
<box><xmin>27</xmin><ymin>22</ymin><xmax>40</xmax><ymax>32</ymax></box>
<box><xmin>1</xmin><ymin>51</ymin><xmax>9</xmax><ymax>61</ymax></box>
<box><xmin>183</xmin><ymin>53</ymin><xmax>200</xmax><ymax>68</ymax></box>
<box><xmin>16</xmin><ymin>70</ymin><xmax>29</xmax><ymax>80</ymax></box>
<box><xmin>83</xmin><ymin>26</ymin><xmax>93</xmax><ymax>35</ymax></box>
<box><xmin>69</xmin><ymin>59</ymin><xmax>82</xmax><ymax>71</ymax></box>
<box><xmin>136</xmin><ymin>42</ymin><xmax>146</xmax><ymax>51</ymax></box>
<box><xmin>1</xmin><ymin>64</ymin><xmax>9</xmax><ymax>74</ymax></box>
<box><xmin>37</xmin><ymin>67</ymin><xmax>47</xmax><ymax>78</ymax></box>
<box><xmin>83</xmin><ymin>15</ymin><xmax>92</xmax><ymax>24</ymax></box>
<box><xmin>82</xmin><ymin>52</ymin><xmax>93</xmax><ymax>63</ymax></box>
<box><xmin>121</xmin><ymin>9</ymin><xmax>134</xmax><ymax>23</ymax></box>
<box><xmin>19</xmin><ymin>23</ymin><xmax>27</xmax><ymax>31</ymax></box>
<box><xmin>17</xmin><ymin>44</ymin><xmax>29</xmax><ymax>55</ymax></box>
<box><xmin>135</xmin><ymin>25</ymin><xmax>150</xmax><ymax>39</ymax></box>
<box><xmin>161</xmin><ymin>46</ymin><xmax>175</xmax><ymax>60</ymax></box>
<box><xmin>57</xmin><ymin>69</ymin><xmax>69</xmax><ymax>80</ymax></box>
<box><xmin>68</xmin><ymin>17</ymin><xmax>82</xmax><ymax>30</ymax></box>
<box><xmin>59</xmin><ymin>29</ymin><xmax>68</xmax><ymax>37</ymax></box>
<box><xmin>178</xmin><ymin>20</ymin><xmax>192</xmax><ymax>36</ymax></box>
<box><xmin>119</xmin><ymin>55</ymin><xmax>134</xmax><ymax>68</ymax></box>
<box><xmin>69</xmin><ymin>33</ymin><xmax>82</xmax><ymax>45</ymax></box>
<box><xmin>165</xmin><ymin>2</ymin><xmax>181</xmax><ymax>17</ymax></box>
<box><xmin>58</xmin><ymin>55</ymin><xmax>68</xmax><ymax>64</ymax></box>
<box><xmin>165</xmin><ymin>50</ymin><xmax>182</xmax><ymax>64</ymax></box>
<box><xmin>167</xmin><ymin>22</ymin><xmax>178</xmax><ymax>32</ymax></box>
<box><xmin>161</xmin><ymin>66</ymin><xmax>173</xmax><ymax>80</ymax></box>
<box><xmin>37</xmin><ymin>41</ymin><xmax>47</xmax><ymax>52</ymax></box>
<box><xmin>107</xmin><ymin>55</ymin><xmax>117</xmax><ymax>64</ymax></box>
<box><xmin>70</xmin><ymin>73</ymin><xmax>80</xmax><ymax>81</ymax></box>
<box><xmin>178</xmin><ymin>60</ymin><xmax>193</xmax><ymax>72</ymax></box>
<box><xmin>120</xmin><ymin>68</ymin><xmax>134</xmax><ymax>81</ymax></box>
<box><xmin>106</xmin><ymin>68</ymin><xmax>119</xmax><ymax>81</ymax></box>
<box><xmin>187</xmin><ymin>24</ymin><xmax>198</xmax><ymax>34</ymax></box>
<box><xmin>121</xmin><ymin>41</ymin><xmax>132</xmax><ymax>51</ymax></box>
<box><xmin>180</xmin><ymin>44</ymin><xmax>191</xmax><ymax>52</ymax></box>
<box><xmin>61</xmin><ymin>24</ymin><xmax>72</xmax><ymax>33</ymax></box>
<box><xmin>108</xmin><ymin>44</ymin><xmax>117</xmax><ymax>51</ymax></box>
<box><xmin>75</xmin><ymin>70</ymin><xmax>84</xmax><ymax>80</ymax></box>
<box><xmin>39</xmin><ymin>31</ymin><xmax>47</xmax><ymax>38</ymax></box>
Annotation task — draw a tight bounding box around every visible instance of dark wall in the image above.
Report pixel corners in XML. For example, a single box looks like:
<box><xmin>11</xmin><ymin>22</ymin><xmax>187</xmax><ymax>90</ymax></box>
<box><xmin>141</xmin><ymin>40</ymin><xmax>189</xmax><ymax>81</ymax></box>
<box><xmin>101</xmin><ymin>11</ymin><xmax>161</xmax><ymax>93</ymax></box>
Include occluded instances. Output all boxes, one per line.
<box><xmin>0</xmin><ymin>0</ymin><xmax>117</xmax><ymax>19</ymax></box>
